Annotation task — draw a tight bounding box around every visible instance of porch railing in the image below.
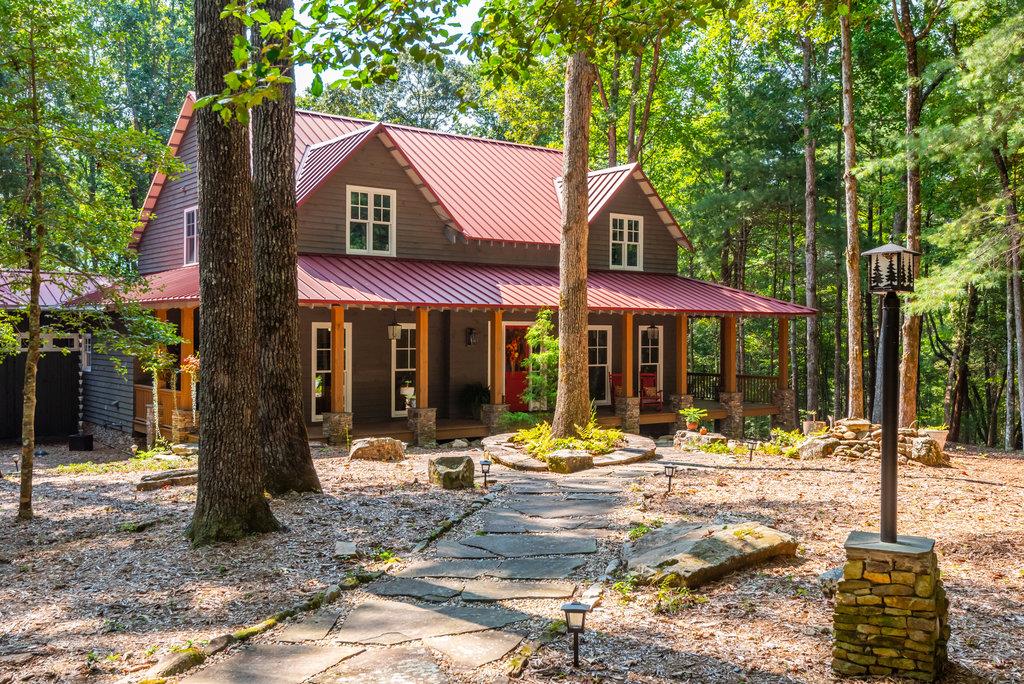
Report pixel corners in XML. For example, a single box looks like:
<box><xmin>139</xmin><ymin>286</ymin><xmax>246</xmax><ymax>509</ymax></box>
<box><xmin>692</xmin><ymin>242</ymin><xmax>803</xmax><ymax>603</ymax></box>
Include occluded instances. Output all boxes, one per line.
<box><xmin>687</xmin><ymin>373</ymin><xmax>721</xmax><ymax>402</ymax></box>
<box><xmin>738</xmin><ymin>374</ymin><xmax>777</xmax><ymax>405</ymax></box>
<box><xmin>133</xmin><ymin>384</ymin><xmax>178</xmax><ymax>430</ymax></box>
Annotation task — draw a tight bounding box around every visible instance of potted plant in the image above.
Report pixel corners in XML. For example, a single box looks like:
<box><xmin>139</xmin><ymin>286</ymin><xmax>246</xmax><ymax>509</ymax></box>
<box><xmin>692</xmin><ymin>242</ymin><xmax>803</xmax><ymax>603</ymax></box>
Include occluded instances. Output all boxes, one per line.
<box><xmin>801</xmin><ymin>410</ymin><xmax>826</xmax><ymax>435</ymax></box>
<box><xmin>922</xmin><ymin>423</ymin><xmax>949</xmax><ymax>452</ymax></box>
<box><xmin>679</xmin><ymin>407</ymin><xmax>708</xmax><ymax>431</ymax></box>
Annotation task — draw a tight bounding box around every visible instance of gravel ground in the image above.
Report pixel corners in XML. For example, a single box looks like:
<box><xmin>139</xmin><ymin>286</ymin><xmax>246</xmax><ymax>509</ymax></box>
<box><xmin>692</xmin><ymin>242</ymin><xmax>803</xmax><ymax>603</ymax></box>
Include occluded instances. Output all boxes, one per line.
<box><xmin>1</xmin><ymin>440</ymin><xmax>1021</xmax><ymax>683</ymax></box>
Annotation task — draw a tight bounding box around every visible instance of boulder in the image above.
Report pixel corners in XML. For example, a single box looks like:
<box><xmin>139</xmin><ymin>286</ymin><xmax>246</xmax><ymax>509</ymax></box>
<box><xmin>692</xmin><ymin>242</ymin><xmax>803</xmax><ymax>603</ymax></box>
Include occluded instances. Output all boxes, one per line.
<box><xmin>623</xmin><ymin>520</ymin><xmax>797</xmax><ymax>588</ymax></box>
<box><xmin>333</xmin><ymin>541</ymin><xmax>358</xmax><ymax>559</ymax></box>
<box><xmin>818</xmin><ymin>566</ymin><xmax>844</xmax><ymax>597</ymax></box>
<box><xmin>171</xmin><ymin>443</ymin><xmax>198</xmax><ymax>457</ymax></box>
<box><xmin>136</xmin><ymin>468</ymin><xmax>198</xmax><ymax>491</ymax></box>
<box><xmin>350</xmin><ymin>437</ymin><xmax>405</xmax><ymax>462</ymax></box>
<box><xmin>545</xmin><ymin>449</ymin><xmax>593</xmax><ymax>474</ymax></box>
<box><xmin>449</xmin><ymin>439</ymin><xmax>470</xmax><ymax>449</ymax></box>
<box><xmin>908</xmin><ymin>436</ymin><xmax>950</xmax><ymax>467</ymax></box>
<box><xmin>798</xmin><ymin>437</ymin><xmax>840</xmax><ymax>460</ymax></box>
<box><xmin>673</xmin><ymin>430</ymin><xmax>727</xmax><ymax>449</ymax></box>
<box><xmin>428</xmin><ymin>455</ymin><xmax>475</xmax><ymax>489</ymax></box>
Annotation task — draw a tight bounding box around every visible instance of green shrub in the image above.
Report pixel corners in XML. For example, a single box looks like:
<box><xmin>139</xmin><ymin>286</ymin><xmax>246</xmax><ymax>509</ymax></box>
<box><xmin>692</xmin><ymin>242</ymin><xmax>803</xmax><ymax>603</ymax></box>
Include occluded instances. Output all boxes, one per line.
<box><xmin>511</xmin><ymin>412</ymin><xmax>623</xmax><ymax>460</ymax></box>
<box><xmin>654</xmin><ymin>580</ymin><xmax>708</xmax><ymax>614</ymax></box>
<box><xmin>499</xmin><ymin>411</ymin><xmax>548</xmax><ymax>430</ymax></box>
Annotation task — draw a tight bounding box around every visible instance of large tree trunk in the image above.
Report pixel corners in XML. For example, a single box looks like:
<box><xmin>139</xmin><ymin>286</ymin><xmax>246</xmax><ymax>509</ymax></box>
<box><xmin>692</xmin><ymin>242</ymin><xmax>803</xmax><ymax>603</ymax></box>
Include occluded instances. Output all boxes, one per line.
<box><xmin>18</xmin><ymin>247</ymin><xmax>42</xmax><ymax>521</ymax></box>
<box><xmin>994</xmin><ymin>147</ymin><xmax>1024</xmax><ymax>448</ymax></box>
<box><xmin>865</xmin><ymin>196</ymin><xmax>877</xmax><ymax>416</ymax></box>
<box><xmin>187</xmin><ymin>0</ymin><xmax>279</xmax><ymax>544</ymax></box>
<box><xmin>840</xmin><ymin>10</ymin><xmax>864</xmax><ymax>418</ymax></box>
<box><xmin>788</xmin><ymin>208</ymin><xmax>799</xmax><ymax>408</ymax></box>
<box><xmin>802</xmin><ymin>36</ymin><xmax>820</xmax><ymax>417</ymax></box>
<box><xmin>551</xmin><ymin>51</ymin><xmax>596</xmax><ymax>438</ymax></box>
<box><xmin>1006</xmin><ymin>270</ymin><xmax>1015</xmax><ymax>450</ymax></box>
<box><xmin>252</xmin><ymin>0</ymin><xmax>321</xmax><ymax>495</ymax></box>
<box><xmin>946</xmin><ymin>284</ymin><xmax>978</xmax><ymax>443</ymax></box>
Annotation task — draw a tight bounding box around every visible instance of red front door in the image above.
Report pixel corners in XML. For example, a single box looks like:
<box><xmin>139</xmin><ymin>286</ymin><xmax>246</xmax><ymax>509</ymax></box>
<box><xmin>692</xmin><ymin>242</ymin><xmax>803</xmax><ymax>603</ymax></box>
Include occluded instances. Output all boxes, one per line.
<box><xmin>504</xmin><ymin>325</ymin><xmax>530</xmax><ymax>412</ymax></box>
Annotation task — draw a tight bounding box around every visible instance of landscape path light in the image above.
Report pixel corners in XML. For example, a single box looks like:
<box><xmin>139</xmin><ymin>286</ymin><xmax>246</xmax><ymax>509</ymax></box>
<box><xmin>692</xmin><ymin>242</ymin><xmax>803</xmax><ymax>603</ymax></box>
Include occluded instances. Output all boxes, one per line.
<box><xmin>479</xmin><ymin>458</ymin><xmax>492</xmax><ymax>488</ymax></box>
<box><xmin>561</xmin><ymin>601</ymin><xmax>590</xmax><ymax>667</ymax></box>
<box><xmin>663</xmin><ymin>462</ymin><xmax>677</xmax><ymax>492</ymax></box>
<box><xmin>748</xmin><ymin>441</ymin><xmax>758</xmax><ymax>463</ymax></box>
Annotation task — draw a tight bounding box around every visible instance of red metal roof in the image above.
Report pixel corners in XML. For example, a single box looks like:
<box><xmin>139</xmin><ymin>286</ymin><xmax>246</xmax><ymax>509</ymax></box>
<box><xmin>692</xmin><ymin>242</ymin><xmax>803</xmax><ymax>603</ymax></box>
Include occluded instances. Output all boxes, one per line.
<box><xmin>295</xmin><ymin>123</ymin><xmax>382</xmax><ymax>205</ymax></box>
<box><xmin>1</xmin><ymin>270</ymin><xmax>105</xmax><ymax>309</ymax></box>
<box><xmin>126</xmin><ymin>256</ymin><xmax>814</xmax><ymax>317</ymax></box>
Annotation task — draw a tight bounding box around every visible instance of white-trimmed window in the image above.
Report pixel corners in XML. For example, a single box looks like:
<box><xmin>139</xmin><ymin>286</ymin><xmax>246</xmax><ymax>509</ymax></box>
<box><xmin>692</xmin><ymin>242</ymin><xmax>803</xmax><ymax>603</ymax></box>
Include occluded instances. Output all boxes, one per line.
<box><xmin>183</xmin><ymin>207</ymin><xmax>199</xmax><ymax>265</ymax></box>
<box><xmin>610</xmin><ymin>213</ymin><xmax>643</xmax><ymax>270</ymax></box>
<box><xmin>347</xmin><ymin>186</ymin><xmax>396</xmax><ymax>256</ymax></box>
<box><xmin>81</xmin><ymin>334</ymin><xmax>92</xmax><ymax>372</ymax></box>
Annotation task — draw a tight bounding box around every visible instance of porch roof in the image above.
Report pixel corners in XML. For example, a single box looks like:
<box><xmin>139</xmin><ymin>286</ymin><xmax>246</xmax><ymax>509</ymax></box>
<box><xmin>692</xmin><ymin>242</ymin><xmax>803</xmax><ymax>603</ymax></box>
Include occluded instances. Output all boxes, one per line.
<box><xmin>127</xmin><ymin>256</ymin><xmax>815</xmax><ymax>318</ymax></box>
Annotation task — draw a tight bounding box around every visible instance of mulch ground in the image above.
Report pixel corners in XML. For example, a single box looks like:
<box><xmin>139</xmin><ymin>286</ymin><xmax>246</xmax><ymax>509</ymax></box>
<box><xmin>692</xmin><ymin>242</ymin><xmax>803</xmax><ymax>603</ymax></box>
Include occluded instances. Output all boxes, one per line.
<box><xmin>0</xmin><ymin>439</ymin><xmax>1021</xmax><ymax>683</ymax></box>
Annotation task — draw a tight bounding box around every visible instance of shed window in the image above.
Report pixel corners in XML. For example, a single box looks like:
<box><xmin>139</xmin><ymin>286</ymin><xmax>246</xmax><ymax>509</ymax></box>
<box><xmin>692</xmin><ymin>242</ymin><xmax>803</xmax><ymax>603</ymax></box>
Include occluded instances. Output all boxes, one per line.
<box><xmin>347</xmin><ymin>186</ymin><xmax>396</xmax><ymax>256</ymax></box>
<box><xmin>183</xmin><ymin>207</ymin><xmax>199</xmax><ymax>265</ymax></box>
<box><xmin>610</xmin><ymin>214</ymin><xmax>642</xmax><ymax>270</ymax></box>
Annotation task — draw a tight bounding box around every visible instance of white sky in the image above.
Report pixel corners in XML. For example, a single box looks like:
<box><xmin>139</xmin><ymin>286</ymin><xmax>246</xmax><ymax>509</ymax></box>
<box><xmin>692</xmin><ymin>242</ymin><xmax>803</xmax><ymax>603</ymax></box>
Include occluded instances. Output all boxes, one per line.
<box><xmin>293</xmin><ymin>0</ymin><xmax>484</xmax><ymax>95</ymax></box>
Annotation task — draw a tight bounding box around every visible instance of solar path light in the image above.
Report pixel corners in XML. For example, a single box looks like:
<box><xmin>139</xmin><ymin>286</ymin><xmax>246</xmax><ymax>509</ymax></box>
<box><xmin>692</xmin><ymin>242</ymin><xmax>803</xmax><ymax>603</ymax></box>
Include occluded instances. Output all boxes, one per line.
<box><xmin>561</xmin><ymin>601</ymin><xmax>589</xmax><ymax>667</ymax></box>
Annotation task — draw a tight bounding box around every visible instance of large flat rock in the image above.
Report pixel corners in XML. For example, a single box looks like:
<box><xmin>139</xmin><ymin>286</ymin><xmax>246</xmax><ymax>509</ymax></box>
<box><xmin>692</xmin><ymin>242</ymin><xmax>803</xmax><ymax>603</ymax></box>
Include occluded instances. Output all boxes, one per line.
<box><xmin>502</xmin><ymin>497</ymin><xmax>616</xmax><ymax>519</ymax></box>
<box><xmin>424</xmin><ymin>630</ymin><xmax>524</xmax><ymax>669</ymax></box>
<box><xmin>488</xmin><ymin>557</ymin><xmax>586</xmax><ymax>579</ymax></box>
<box><xmin>276</xmin><ymin>610</ymin><xmax>342</xmax><ymax>643</ymax></box>
<box><xmin>183</xmin><ymin>644</ymin><xmax>362</xmax><ymax>683</ymax></box>
<box><xmin>331</xmin><ymin>598</ymin><xmax>527</xmax><ymax>645</ymax></box>
<box><xmin>397</xmin><ymin>560</ymin><xmax>498</xmax><ymax>579</ymax></box>
<box><xmin>460</xmin><ymin>579</ymin><xmax>576</xmax><ymax>602</ymax></box>
<box><xmin>368</xmin><ymin>578</ymin><xmax>463</xmax><ymax>602</ymax></box>
<box><xmin>623</xmin><ymin>521</ymin><xmax>797</xmax><ymax>588</ymax></box>
<box><xmin>459</xmin><ymin>533</ymin><xmax>598</xmax><ymax>558</ymax></box>
<box><xmin>311</xmin><ymin>645</ymin><xmax>446</xmax><ymax>684</ymax></box>
<box><xmin>478</xmin><ymin>510</ymin><xmax>610</xmax><ymax>533</ymax></box>
<box><xmin>434</xmin><ymin>540</ymin><xmax>496</xmax><ymax>559</ymax></box>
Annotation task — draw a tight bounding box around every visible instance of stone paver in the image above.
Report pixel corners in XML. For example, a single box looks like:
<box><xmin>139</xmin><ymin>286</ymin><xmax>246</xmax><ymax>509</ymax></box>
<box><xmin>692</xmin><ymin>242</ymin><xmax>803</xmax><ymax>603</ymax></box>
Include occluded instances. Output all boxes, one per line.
<box><xmin>460</xmin><ymin>579</ymin><xmax>576</xmax><ymax>602</ymax></box>
<box><xmin>478</xmin><ymin>510</ymin><xmax>608</xmax><ymax>533</ymax></box>
<box><xmin>433</xmin><ymin>540</ymin><xmax>496</xmax><ymax>559</ymax></box>
<box><xmin>502</xmin><ymin>497</ymin><xmax>616</xmax><ymax>519</ymax></box>
<box><xmin>397</xmin><ymin>559</ymin><xmax>498</xmax><ymax>579</ymax></box>
<box><xmin>182</xmin><ymin>644</ymin><xmax>363</xmax><ymax>684</ymax></box>
<box><xmin>331</xmin><ymin>598</ymin><xmax>528</xmax><ymax>645</ymax></box>
<box><xmin>368</xmin><ymin>577</ymin><xmax>463</xmax><ymax>602</ymax></box>
<box><xmin>423</xmin><ymin>630</ymin><xmax>524</xmax><ymax>669</ymax></box>
<box><xmin>312</xmin><ymin>646</ymin><xmax>447</xmax><ymax>684</ymax></box>
<box><xmin>487</xmin><ymin>557</ymin><xmax>586</xmax><ymax>579</ymax></box>
<box><xmin>458</xmin><ymin>533</ymin><xmax>598</xmax><ymax>557</ymax></box>
<box><xmin>276</xmin><ymin>610</ymin><xmax>343</xmax><ymax>643</ymax></box>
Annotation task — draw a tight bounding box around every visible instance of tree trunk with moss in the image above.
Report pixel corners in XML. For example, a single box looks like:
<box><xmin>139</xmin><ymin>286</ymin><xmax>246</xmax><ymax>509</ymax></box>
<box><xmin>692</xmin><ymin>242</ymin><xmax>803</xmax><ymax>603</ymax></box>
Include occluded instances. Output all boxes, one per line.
<box><xmin>252</xmin><ymin>0</ymin><xmax>321</xmax><ymax>495</ymax></box>
<box><xmin>551</xmin><ymin>51</ymin><xmax>596</xmax><ymax>438</ymax></box>
<box><xmin>187</xmin><ymin>0</ymin><xmax>279</xmax><ymax>545</ymax></box>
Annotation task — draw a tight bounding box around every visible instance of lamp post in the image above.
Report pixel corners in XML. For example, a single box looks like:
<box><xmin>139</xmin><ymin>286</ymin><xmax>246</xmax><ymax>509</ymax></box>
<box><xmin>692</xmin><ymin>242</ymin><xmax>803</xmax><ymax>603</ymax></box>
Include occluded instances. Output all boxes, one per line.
<box><xmin>663</xmin><ymin>462</ymin><xmax>677</xmax><ymax>493</ymax></box>
<box><xmin>561</xmin><ymin>601</ymin><xmax>589</xmax><ymax>667</ymax></box>
<box><xmin>862</xmin><ymin>242</ymin><xmax>919</xmax><ymax>543</ymax></box>
<box><xmin>479</xmin><ymin>458</ymin><xmax>492</xmax><ymax>488</ymax></box>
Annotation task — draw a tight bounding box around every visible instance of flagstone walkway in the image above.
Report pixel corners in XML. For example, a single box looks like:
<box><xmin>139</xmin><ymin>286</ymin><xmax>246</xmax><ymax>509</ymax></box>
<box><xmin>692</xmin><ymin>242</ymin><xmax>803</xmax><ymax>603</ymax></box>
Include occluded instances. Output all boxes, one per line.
<box><xmin>181</xmin><ymin>458</ymin><xmax>674</xmax><ymax>683</ymax></box>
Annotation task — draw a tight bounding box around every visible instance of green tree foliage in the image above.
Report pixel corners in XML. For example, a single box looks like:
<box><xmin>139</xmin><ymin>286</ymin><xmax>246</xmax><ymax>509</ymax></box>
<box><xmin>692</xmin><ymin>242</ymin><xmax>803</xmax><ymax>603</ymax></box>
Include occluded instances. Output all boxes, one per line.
<box><xmin>521</xmin><ymin>309</ymin><xmax>559</xmax><ymax>410</ymax></box>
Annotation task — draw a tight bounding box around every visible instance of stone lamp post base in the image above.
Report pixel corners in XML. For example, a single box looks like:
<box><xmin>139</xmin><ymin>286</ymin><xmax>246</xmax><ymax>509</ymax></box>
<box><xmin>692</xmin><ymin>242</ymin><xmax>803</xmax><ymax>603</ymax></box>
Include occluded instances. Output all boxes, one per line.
<box><xmin>833</xmin><ymin>531</ymin><xmax>949</xmax><ymax>681</ymax></box>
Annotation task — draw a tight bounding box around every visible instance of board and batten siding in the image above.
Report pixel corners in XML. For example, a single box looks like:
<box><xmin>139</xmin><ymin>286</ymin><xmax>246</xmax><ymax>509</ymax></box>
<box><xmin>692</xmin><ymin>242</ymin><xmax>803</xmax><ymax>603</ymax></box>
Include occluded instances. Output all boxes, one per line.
<box><xmin>138</xmin><ymin>120</ymin><xmax>199</xmax><ymax>274</ymax></box>
<box><xmin>589</xmin><ymin>181</ymin><xmax>681</xmax><ymax>274</ymax></box>
<box><xmin>83</xmin><ymin>351</ymin><xmax>135</xmax><ymax>431</ymax></box>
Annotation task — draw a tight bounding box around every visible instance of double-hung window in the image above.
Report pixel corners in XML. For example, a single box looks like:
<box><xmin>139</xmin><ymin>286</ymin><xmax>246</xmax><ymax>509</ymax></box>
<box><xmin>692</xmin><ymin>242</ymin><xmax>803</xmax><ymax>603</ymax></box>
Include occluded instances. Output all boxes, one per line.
<box><xmin>610</xmin><ymin>213</ymin><xmax>642</xmax><ymax>270</ymax></box>
<box><xmin>347</xmin><ymin>186</ymin><xmax>396</xmax><ymax>256</ymax></box>
<box><xmin>183</xmin><ymin>207</ymin><xmax>199</xmax><ymax>266</ymax></box>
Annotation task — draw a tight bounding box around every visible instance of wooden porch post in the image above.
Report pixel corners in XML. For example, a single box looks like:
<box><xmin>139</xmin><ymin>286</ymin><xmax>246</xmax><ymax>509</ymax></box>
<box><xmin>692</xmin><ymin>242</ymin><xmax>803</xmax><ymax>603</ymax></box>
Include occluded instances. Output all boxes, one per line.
<box><xmin>720</xmin><ymin>315</ymin><xmax>738</xmax><ymax>394</ymax></box>
<box><xmin>675</xmin><ymin>313</ymin><xmax>688</xmax><ymax>396</ymax></box>
<box><xmin>622</xmin><ymin>311</ymin><xmax>634</xmax><ymax>397</ymax></box>
<box><xmin>777</xmin><ymin>317</ymin><xmax>789</xmax><ymax>390</ymax></box>
<box><xmin>490</xmin><ymin>309</ymin><xmax>504</xmax><ymax>404</ymax></box>
<box><xmin>331</xmin><ymin>305</ymin><xmax>346</xmax><ymax>413</ymax></box>
<box><xmin>415</xmin><ymin>307</ymin><xmax>429</xmax><ymax>408</ymax></box>
<box><xmin>178</xmin><ymin>307</ymin><xmax>195</xmax><ymax>409</ymax></box>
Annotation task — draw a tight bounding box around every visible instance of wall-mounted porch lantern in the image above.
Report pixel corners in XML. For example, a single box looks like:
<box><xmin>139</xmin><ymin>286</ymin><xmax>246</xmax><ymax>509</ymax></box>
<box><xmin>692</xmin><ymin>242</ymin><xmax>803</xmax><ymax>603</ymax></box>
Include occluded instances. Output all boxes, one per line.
<box><xmin>386</xmin><ymin>321</ymin><xmax>403</xmax><ymax>341</ymax></box>
<box><xmin>646</xmin><ymin>323</ymin><xmax>659</xmax><ymax>340</ymax></box>
<box><xmin>466</xmin><ymin>327</ymin><xmax>478</xmax><ymax>346</ymax></box>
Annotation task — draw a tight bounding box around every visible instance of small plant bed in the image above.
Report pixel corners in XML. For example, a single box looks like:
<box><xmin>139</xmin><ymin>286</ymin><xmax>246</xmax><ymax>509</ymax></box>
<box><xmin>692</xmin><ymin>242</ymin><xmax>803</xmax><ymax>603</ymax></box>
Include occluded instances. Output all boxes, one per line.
<box><xmin>482</xmin><ymin>417</ymin><xmax>657</xmax><ymax>473</ymax></box>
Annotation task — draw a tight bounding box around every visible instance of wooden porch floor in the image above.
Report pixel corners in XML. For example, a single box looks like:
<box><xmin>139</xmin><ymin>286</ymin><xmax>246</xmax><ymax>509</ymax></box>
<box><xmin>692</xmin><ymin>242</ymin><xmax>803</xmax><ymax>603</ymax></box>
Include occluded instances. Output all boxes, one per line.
<box><xmin>308</xmin><ymin>418</ymin><xmax>489</xmax><ymax>442</ymax></box>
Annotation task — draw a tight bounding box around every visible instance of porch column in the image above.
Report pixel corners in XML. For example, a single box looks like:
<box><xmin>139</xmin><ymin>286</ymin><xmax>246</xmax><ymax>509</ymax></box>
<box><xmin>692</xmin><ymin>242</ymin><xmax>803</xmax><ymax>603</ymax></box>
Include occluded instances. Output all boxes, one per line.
<box><xmin>671</xmin><ymin>313</ymin><xmax>694</xmax><ymax>432</ymax></box>
<box><xmin>172</xmin><ymin>307</ymin><xmax>196</xmax><ymax>443</ymax></box>
<box><xmin>615</xmin><ymin>311</ymin><xmax>640</xmax><ymax>434</ymax></box>
<box><xmin>323</xmin><ymin>305</ymin><xmax>352</xmax><ymax>447</ymax></box>
<box><xmin>409</xmin><ymin>307</ymin><xmax>436</xmax><ymax>446</ymax></box>
<box><xmin>772</xmin><ymin>317</ymin><xmax>797</xmax><ymax>430</ymax></box>
<box><xmin>719</xmin><ymin>315</ymin><xmax>743</xmax><ymax>438</ymax></box>
<box><xmin>147</xmin><ymin>309</ymin><xmax>169</xmax><ymax>447</ymax></box>
<box><xmin>482</xmin><ymin>308</ymin><xmax>508</xmax><ymax>435</ymax></box>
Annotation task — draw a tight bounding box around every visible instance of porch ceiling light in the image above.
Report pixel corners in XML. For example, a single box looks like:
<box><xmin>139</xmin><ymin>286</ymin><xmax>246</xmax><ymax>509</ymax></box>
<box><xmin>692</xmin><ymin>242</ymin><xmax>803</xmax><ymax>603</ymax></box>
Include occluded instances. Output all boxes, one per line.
<box><xmin>387</xmin><ymin>322</ymin><xmax>402</xmax><ymax>341</ymax></box>
<box><xmin>561</xmin><ymin>601</ymin><xmax>590</xmax><ymax>667</ymax></box>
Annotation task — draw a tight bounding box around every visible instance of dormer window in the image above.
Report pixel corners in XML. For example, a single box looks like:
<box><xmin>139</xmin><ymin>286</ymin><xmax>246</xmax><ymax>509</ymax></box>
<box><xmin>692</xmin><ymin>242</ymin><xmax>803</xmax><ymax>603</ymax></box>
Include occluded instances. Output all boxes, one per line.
<box><xmin>610</xmin><ymin>213</ymin><xmax>642</xmax><ymax>270</ymax></box>
<box><xmin>183</xmin><ymin>207</ymin><xmax>198</xmax><ymax>266</ymax></box>
<box><xmin>347</xmin><ymin>186</ymin><xmax>396</xmax><ymax>256</ymax></box>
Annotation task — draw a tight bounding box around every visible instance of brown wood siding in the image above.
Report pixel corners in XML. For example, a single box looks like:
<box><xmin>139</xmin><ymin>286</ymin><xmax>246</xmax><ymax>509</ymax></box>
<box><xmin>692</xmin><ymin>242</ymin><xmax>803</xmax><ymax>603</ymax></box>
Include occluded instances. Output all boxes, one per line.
<box><xmin>447</xmin><ymin>311</ymin><xmax>490</xmax><ymax>418</ymax></box>
<box><xmin>589</xmin><ymin>181</ymin><xmax>680</xmax><ymax>274</ymax></box>
<box><xmin>138</xmin><ymin>121</ymin><xmax>199</xmax><ymax>274</ymax></box>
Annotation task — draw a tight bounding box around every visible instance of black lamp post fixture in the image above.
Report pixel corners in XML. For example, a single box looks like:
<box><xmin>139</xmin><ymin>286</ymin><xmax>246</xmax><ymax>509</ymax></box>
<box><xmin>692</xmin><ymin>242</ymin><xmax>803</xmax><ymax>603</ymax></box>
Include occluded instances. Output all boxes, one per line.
<box><xmin>663</xmin><ymin>462</ymin><xmax>677</xmax><ymax>492</ymax></box>
<box><xmin>862</xmin><ymin>241</ymin><xmax>920</xmax><ymax>543</ymax></box>
<box><xmin>561</xmin><ymin>601</ymin><xmax>589</xmax><ymax>667</ymax></box>
<box><xmin>748</xmin><ymin>441</ymin><xmax>758</xmax><ymax>463</ymax></box>
<box><xmin>479</xmin><ymin>458</ymin><xmax>492</xmax><ymax>488</ymax></box>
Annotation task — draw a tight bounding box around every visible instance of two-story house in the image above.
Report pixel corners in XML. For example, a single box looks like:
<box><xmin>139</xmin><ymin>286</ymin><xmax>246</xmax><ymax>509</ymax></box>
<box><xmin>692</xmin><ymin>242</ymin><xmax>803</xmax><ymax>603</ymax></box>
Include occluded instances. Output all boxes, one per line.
<box><xmin>114</xmin><ymin>93</ymin><xmax>812</xmax><ymax>445</ymax></box>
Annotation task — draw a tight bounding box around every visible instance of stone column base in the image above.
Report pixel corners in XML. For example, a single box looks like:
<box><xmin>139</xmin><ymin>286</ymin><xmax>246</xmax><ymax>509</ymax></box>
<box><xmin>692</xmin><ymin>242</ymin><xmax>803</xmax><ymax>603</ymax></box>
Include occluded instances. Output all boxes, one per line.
<box><xmin>771</xmin><ymin>387</ymin><xmax>797</xmax><ymax>431</ymax></box>
<box><xmin>170</xmin><ymin>409</ymin><xmax>197</xmax><ymax>443</ymax></box>
<box><xmin>719</xmin><ymin>391</ymin><xmax>744</xmax><ymax>438</ymax></box>
<box><xmin>670</xmin><ymin>394</ymin><xmax>695</xmax><ymax>432</ymax></box>
<box><xmin>407</xmin><ymin>407</ymin><xmax>437</xmax><ymax>447</ymax></box>
<box><xmin>833</xmin><ymin>531</ymin><xmax>949</xmax><ymax>681</ymax></box>
<box><xmin>323</xmin><ymin>412</ymin><xmax>353</xmax><ymax>447</ymax></box>
<box><xmin>145</xmin><ymin>404</ymin><xmax>157</xmax><ymax>449</ymax></box>
<box><xmin>615</xmin><ymin>397</ymin><xmax>641</xmax><ymax>434</ymax></box>
<box><xmin>480</xmin><ymin>403</ymin><xmax>508</xmax><ymax>435</ymax></box>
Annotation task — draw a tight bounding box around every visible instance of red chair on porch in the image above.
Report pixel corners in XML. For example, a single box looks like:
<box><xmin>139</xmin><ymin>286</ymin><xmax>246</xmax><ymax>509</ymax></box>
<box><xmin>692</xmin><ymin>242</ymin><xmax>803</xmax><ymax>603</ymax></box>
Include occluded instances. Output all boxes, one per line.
<box><xmin>639</xmin><ymin>373</ymin><xmax>663</xmax><ymax>410</ymax></box>
<box><xmin>609</xmin><ymin>373</ymin><xmax>623</xmax><ymax>403</ymax></box>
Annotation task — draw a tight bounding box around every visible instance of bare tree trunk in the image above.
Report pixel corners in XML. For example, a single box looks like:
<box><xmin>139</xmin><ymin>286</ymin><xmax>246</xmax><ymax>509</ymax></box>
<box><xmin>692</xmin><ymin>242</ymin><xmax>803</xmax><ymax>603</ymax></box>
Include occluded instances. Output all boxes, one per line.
<box><xmin>788</xmin><ymin>207</ymin><xmax>799</xmax><ymax>407</ymax></box>
<box><xmin>947</xmin><ymin>285</ymin><xmax>978</xmax><ymax>443</ymax></box>
<box><xmin>188</xmin><ymin>0</ymin><xmax>279</xmax><ymax>544</ymax></box>
<box><xmin>18</xmin><ymin>243</ymin><xmax>42</xmax><ymax>521</ymax></box>
<box><xmin>865</xmin><ymin>196</ymin><xmax>876</xmax><ymax>416</ymax></box>
<box><xmin>551</xmin><ymin>50</ymin><xmax>596</xmax><ymax>438</ymax></box>
<box><xmin>252</xmin><ymin>0</ymin><xmax>321</xmax><ymax>495</ymax></box>
<box><xmin>1006</xmin><ymin>270</ymin><xmax>1015</xmax><ymax>450</ymax></box>
<box><xmin>994</xmin><ymin>147</ymin><xmax>1024</xmax><ymax>448</ymax></box>
<box><xmin>631</xmin><ymin>33</ymin><xmax>662</xmax><ymax>163</ymax></box>
<box><xmin>834</xmin><ymin>258</ymin><xmax>844</xmax><ymax>419</ymax></box>
<box><xmin>802</xmin><ymin>36</ymin><xmax>820</xmax><ymax>417</ymax></box>
<box><xmin>840</xmin><ymin>9</ymin><xmax>864</xmax><ymax>418</ymax></box>
<box><xmin>625</xmin><ymin>53</ymin><xmax>641</xmax><ymax>163</ymax></box>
